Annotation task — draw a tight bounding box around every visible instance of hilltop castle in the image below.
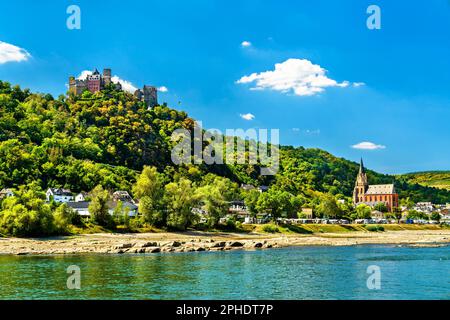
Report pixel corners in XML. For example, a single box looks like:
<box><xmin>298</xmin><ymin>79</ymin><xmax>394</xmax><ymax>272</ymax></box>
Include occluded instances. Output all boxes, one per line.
<box><xmin>69</xmin><ymin>68</ymin><xmax>158</xmax><ymax>108</ymax></box>
<box><xmin>353</xmin><ymin>159</ymin><xmax>399</xmax><ymax>212</ymax></box>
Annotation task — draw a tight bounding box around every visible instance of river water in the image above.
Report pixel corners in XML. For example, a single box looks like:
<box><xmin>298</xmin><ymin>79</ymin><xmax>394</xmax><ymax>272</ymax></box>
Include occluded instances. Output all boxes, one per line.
<box><xmin>0</xmin><ymin>245</ymin><xmax>448</xmax><ymax>299</ymax></box>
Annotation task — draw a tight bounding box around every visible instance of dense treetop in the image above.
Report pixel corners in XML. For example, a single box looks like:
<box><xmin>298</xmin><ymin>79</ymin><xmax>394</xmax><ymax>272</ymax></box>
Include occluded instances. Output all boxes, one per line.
<box><xmin>1</xmin><ymin>80</ymin><xmax>449</xmax><ymax>205</ymax></box>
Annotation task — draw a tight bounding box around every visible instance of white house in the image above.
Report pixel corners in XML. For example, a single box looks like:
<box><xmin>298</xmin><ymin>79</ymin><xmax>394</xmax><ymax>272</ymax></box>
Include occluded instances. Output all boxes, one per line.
<box><xmin>67</xmin><ymin>200</ymin><xmax>138</xmax><ymax>218</ymax></box>
<box><xmin>67</xmin><ymin>201</ymin><xmax>90</xmax><ymax>216</ymax></box>
<box><xmin>107</xmin><ymin>201</ymin><xmax>138</xmax><ymax>217</ymax></box>
<box><xmin>75</xmin><ymin>192</ymin><xmax>89</xmax><ymax>202</ymax></box>
<box><xmin>46</xmin><ymin>188</ymin><xmax>74</xmax><ymax>203</ymax></box>
<box><xmin>0</xmin><ymin>188</ymin><xmax>14</xmax><ymax>199</ymax></box>
<box><xmin>112</xmin><ymin>191</ymin><xmax>134</xmax><ymax>203</ymax></box>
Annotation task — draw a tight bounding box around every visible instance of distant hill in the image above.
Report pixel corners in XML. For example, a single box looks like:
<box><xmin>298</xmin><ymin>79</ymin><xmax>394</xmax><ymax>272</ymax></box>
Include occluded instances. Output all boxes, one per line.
<box><xmin>1</xmin><ymin>80</ymin><xmax>450</xmax><ymax>204</ymax></box>
<box><xmin>399</xmin><ymin>171</ymin><xmax>450</xmax><ymax>191</ymax></box>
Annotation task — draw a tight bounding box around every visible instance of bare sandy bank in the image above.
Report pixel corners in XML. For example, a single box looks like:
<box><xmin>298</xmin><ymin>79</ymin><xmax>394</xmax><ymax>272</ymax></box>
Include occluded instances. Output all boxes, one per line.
<box><xmin>0</xmin><ymin>229</ymin><xmax>449</xmax><ymax>255</ymax></box>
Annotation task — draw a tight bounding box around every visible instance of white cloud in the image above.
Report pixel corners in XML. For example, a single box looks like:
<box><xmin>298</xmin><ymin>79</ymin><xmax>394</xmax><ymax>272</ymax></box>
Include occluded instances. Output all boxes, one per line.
<box><xmin>158</xmin><ymin>86</ymin><xmax>168</xmax><ymax>92</ymax></box>
<box><xmin>77</xmin><ymin>70</ymin><xmax>137</xmax><ymax>93</ymax></box>
<box><xmin>111</xmin><ymin>75</ymin><xmax>137</xmax><ymax>93</ymax></box>
<box><xmin>237</xmin><ymin>58</ymin><xmax>362</xmax><ymax>96</ymax></box>
<box><xmin>240</xmin><ymin>113</ymin><xmax>255</xmax><ymax>120</ymax></box>
<box><xmin>241</xmin><ymin>41</ymin><xmax>252</xmax><ymax>47</ymax></box>
<box><xmin>353</xmin><ymin>82</ymin><xmax>365</xmax><ymax>87</ymax></box>
<box><xmin>0</xmin><ymin>41</ymin><xmax>31</xmax><ymax>64</ymax></box>
<box><xmin>77</xmin><ymin>70</ymin><xmax>92</xmax><ymax>80</ymax></box>
<box><xmin>351</xmin><ymin>141</ymin><xmax>386</xmax><ymax>150</ymax></box>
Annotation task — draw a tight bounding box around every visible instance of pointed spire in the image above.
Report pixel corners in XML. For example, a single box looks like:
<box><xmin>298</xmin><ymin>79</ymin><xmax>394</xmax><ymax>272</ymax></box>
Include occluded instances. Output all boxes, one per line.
<box><xmin>359</xmin><ymin>158</ymin><xmax>365</xmax><ymax>174</ymax></box>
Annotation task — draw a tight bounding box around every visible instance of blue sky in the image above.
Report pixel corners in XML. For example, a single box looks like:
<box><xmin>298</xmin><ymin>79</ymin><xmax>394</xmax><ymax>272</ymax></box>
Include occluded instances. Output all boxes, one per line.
<box><xmin>1</xmin><ymin>0</ymin><xmax>450</xmax><ymax>174</ymax></box>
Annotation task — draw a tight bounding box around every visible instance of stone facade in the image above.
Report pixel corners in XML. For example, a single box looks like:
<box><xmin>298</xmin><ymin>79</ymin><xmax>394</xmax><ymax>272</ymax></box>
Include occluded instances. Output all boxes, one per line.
<box><xmin>134</xmin><ymin>85</ymin><xmax>158</xmax><ymax>108</ymax></box>
<box><xmin>69</xmin><ymin>68</ymin><xmax>121</xmax><ymax>95</ymax></box>
<box><xmin>353</xmin><ymin>159</ymin><xmax>399</xmax><ymax>212</ymax></box>
<box><xmin>69</xmin><ymin>68</ymin><xmax>158</xmax><ymax>108</ymax></box>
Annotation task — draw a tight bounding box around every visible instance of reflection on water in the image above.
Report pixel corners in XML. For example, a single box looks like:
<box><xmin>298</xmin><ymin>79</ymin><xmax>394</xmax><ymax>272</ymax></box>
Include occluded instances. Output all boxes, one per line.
<box><xmin>0</xmin><ymin>245</ymin><xmax>449</xmax><ymax>300</ymax></box>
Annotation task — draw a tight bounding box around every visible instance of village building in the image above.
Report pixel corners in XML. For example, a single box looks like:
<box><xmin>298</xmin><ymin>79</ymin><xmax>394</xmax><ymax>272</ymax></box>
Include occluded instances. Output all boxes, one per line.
<box><xmin>353</xmin><ymin>159</ymin><xmax>399</xmax><ymax>212</ymax></box>
<box><xmin>240</xmin><ymin>184</ymin><xmax>256</xmax><ymax>191</ymax></box>
<box><xmin>67</xmin><ymin>200</ymin><xmax>138</xmax><ymax>218</ymax></box>
<box><xmin>107</xmin><ymin>201</ymin><xmax>138</xmax><ymax>217</ymax></box>
<box><xmin>112</xmin><ymin>191</ymin><xmax>135</xmax><ymax>203</ymax></box>
<box><xmin>46</xmin><ymin>188</ymin><xmax>74</xmax><ymax>203</ymax></box>
<box><xmin>228</xmin><ymin>201</ymin><xmax>247</xmax><ymax>214</ymax></box>
<box><xmin>75</xmin><ymin>192</ymin><xmax>89</xmax><ymax>202</ymax></box>
<box><xmin>300</xmin><ymin>208</ymin><xmax>314</xmax><ymax>219</ymax></box>
<box><xmin>67</xmin><ymin>201</ymin><xmax>90</xmax><ymax>217</ymax></box>
<box><xmin>0</xmin><ymin>188</ymin><xmax>14</xmax><ymax>199</ymax></box>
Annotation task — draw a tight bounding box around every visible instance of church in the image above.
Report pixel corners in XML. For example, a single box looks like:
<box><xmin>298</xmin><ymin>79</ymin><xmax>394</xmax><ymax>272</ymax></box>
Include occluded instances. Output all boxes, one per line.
<box><xmin>353</xmin><ymin>159</ymin><xmax>399</xmax><ymax>212</ymax></box>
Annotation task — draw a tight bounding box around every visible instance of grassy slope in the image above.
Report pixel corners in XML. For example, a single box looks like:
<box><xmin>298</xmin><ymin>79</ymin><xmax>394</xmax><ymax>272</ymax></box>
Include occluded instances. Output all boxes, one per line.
<box><xmin>246</xmin><ymin>223</ymin><xmax>450</xmax><ymax>234</ymax></box>
<box><xmin>399</xmin><ymin>171</ymin><xmax>450</xmax><ymax>190</ymax></box>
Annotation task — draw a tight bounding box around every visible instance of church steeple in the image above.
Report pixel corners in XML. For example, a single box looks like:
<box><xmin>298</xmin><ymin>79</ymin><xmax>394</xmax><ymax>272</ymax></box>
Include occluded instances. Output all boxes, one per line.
<box><xmin>353</xmin><ymin>158</ymin><xmax>368</xmax><ymax>205</ymax></box>
<box><xmin>359</xmin><ymin>158</ymin><xmax>365</xmax><ymax>174</ymax></box>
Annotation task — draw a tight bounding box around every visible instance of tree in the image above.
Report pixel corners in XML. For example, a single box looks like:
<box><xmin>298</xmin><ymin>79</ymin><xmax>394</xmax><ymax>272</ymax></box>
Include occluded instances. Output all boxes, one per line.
<box><xmin>243</xmin><ymin>189</ymin><xmax>260</xmax><ymax>216</ymax></box>
<box><xmin>355</xmin><ymin>204</ymin><xmax>372</xmax><ymax>219</ymax></box>
<box><xmin>112</xmin><ymin>201</ymin><xmax>130</xmax><ymax>226</ymax></box>
<box><xmin>165</xmin><ymin>178</ymin><xmax>198</xmax><ymax>230</ymax></box>
<box><xmin>255</xmin><ymin>189</ymin><xmax>298</xmax><ymax>220</ymax></box>
<box><xmin>54</xmin><ymin>203</ymin><xmax>80</xmax><ymax>232</ymax></box>
<box><xmin>316</xmin><ymin>194</ymin><xmax>343</xmax><ymax>219</ymax></box>
<box><xmin>196</xmin><ymin>184</ymin><xmax>228</xmax><ymax>228</ymax></box>
<box><xmin>88</xmin><ymin>185</ymin><xmax>111</xmax><ymax>226</ymax></box>
<box><xmin>406</xmin><ymin>209</ymin><xmax>428</xmax><ymax>220</ymax></box>
<box><xmin>430</xmin><ymin>212</ymin><xmax>441</xmax><ymax>222</ymax></box>
<box><xmin>0</xmin><ymin>184</ymin><xmax>56</xmax><ymax>236</ymax></box>
<box><xmin>132</xmin><ymin>166</ymin><xmax>166</xmax><ymax>226</ymax></box>
<box><xmin>374</xmin><ymin>202</ymin><xmax>388</xmax><ymax>213</ymax></box>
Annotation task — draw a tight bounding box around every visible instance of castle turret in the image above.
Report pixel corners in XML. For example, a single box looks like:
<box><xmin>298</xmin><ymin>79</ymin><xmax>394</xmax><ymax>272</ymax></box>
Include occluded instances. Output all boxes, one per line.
<box><xmin>69</xmin><ymin>76</ymin><xmax>76</xmax><ymax>94</ymax></box>
<box><xmin>103</xmin><ymin>68</ymin><xmax>111</xmax><ymax>86</ymax></box>
<box><xmin>142</xmin><ymin>85</ymin><xmax>158</xmax><ymax>108</ymax></box>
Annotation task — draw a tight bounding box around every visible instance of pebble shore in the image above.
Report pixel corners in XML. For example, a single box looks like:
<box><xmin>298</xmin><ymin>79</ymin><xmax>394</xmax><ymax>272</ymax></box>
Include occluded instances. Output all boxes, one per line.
<box><xmin>1</xmin><ymin>229</ymin><xmax>449</xmax><ymax>256</ymax></box>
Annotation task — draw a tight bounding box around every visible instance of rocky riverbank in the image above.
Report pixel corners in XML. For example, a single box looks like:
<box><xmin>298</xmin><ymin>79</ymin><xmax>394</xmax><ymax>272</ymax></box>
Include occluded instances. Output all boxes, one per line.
<box><xmin>1</xmin><ymin>229</ymin><xmax>449</xmax><ymax>255</ymax></box>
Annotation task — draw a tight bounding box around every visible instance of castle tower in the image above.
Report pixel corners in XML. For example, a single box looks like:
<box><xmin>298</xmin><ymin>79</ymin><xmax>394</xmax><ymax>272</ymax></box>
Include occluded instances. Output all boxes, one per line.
<box><xmin>353</xmin><ymin>158</ymin><xmax>368</xmax><ymax>205</ymax></box>
<box><xmin>142</xmin><ymin>85</ymin><xmax>158</xmax><ymax>108</ymax></box>
<box><xmin>68</xmin><ymin>76</ymin><xmax>76</xmax><ymax>94</ymax></box>
<box><xmin>86</xmin><ymin>68</ymin><xmax>102</xmax><ymax>93</ymax></box>
<box><xmin>103</xmin><ymin>68</ymin><xmax>111</xmax><ymax>86</ymax></box>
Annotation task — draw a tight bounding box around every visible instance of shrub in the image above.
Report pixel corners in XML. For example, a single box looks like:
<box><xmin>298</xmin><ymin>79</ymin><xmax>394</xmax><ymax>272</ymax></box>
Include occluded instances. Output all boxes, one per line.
<box><xmin>366</xmin><ymin>225</ymin><xmax>385</xmax><ymax>232</ymax></box>
<box><xmin>262</xmin><ymin>224</ymin><xmax>280</xmax><ymax>233</ymax></box>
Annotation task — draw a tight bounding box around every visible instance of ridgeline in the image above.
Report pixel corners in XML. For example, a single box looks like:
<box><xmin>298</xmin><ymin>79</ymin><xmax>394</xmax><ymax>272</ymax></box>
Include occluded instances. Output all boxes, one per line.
<box><xmin>1</xmin><ymin>80</ymin><xmax>450</xmax><ymax>205</ymax></box>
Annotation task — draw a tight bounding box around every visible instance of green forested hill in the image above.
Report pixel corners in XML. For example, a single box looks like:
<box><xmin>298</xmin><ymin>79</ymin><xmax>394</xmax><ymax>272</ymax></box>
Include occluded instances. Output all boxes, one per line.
<box><xmin>399</xmin><ymin>171</ymin><xmax>450</xmax><ymax>191</ymax></box>
<box><xmin>1</xmin><ymin>80</ymin><xmax>450</xmax><ymax>205</ymax></box>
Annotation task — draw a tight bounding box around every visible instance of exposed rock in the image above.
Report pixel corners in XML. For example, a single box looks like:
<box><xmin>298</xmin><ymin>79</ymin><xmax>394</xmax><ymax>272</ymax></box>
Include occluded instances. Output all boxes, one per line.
<box><xmin>145</xmin><ymin>247</ymin><xmax>161</xmax><ymax>253</ymax></box>
<box><xmin>196</xmin><ymin>247</ymin><xmax>206</xmax><ymax>252</ymax></box>
<box><xmin>114</xmin><ymin>243</ymin><xmax>134</xmax><ymax>250</ymax></box>
<box><xmin>229</xmin><ymin>241</ymin><xmax>244</xmax><ymax>247</ymax></box>
<box><xmin>171</xmin><ymin>241</ymin><xmax>182</xmax><ymax>247</ymax></box>
<box><xmin>212</xmin><ymin>241</ymin><xmax>226</xmax><ymax>248</ymax></box>
<box><xmin>140</xmin><ymin>242</ymin><xmax>158</xmax><ymax>248</ymax></box>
